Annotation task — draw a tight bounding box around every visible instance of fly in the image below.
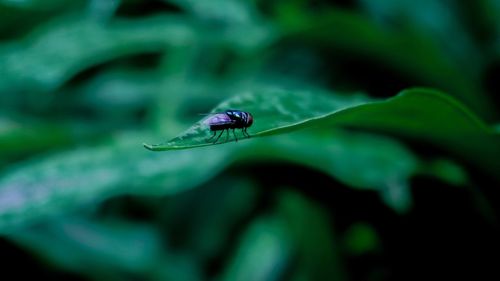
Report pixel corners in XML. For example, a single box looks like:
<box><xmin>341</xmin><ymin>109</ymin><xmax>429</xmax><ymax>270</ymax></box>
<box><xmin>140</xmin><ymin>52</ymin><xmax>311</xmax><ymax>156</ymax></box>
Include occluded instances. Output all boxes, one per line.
<box><xmin>205</xmin><ymin>110</ymin><xmax>253</xmax><ymax>144</ymax></box>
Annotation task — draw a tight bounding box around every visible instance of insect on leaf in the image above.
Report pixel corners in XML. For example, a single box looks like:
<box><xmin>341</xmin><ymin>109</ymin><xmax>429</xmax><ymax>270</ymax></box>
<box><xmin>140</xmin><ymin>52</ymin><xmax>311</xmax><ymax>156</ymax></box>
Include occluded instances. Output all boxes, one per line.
<box><xmin>144</xmin><ymin>87</ymin><xmax>499</xmax><ymax>182</ymax></box>
<box><xmin>143</xmin><ymin>88</ymin><xmax>369</xmax><ymax>150</ymax></box>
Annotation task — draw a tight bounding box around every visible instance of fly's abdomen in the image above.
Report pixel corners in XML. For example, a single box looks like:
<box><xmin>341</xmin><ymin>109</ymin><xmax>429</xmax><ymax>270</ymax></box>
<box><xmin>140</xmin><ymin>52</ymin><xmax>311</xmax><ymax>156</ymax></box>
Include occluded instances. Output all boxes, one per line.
<box><xmin>204</xmin><ymin>110</ymin><xmax>253</xmax><ymax>143</ymax></box>
<box><xmin>210</xmin><ymin>123</ymin><xmax>231</xmax><ymax>131</ymax></box>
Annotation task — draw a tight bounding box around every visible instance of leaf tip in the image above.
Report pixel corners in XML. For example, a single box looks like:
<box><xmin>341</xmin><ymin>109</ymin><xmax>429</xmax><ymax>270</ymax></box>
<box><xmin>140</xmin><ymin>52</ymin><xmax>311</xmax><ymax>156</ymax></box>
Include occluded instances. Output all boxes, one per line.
<box><xmin>143</xmin><ymin>143</ymin><xmax>156</xmax><ymax>151</ymax></box>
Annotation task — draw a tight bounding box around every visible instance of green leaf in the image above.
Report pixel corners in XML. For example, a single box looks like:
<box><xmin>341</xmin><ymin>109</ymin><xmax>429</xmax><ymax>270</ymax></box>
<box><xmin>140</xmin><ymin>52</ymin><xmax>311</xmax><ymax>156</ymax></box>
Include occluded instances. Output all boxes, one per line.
<box><xmin>274</xmin><ymin>4</ymin><xmax>495</xmax><ymax>119</ymax></box>
<box><xmin>144</xmin><ymin>87</ymin><xmax>499</xmax><ymax>180</ymax></box>
<box><xmin>0</xmin><ymin>0</ymin><xmax>72</xmax><ymax>10</ymax></box>
<box><xmin>0</xmin><ymin>12</ymin><xmax>274</xmax><ymax>96</ymax></box>
<box><xmin>277</xmin><ymin>190</ymin><xmax>346</xmax><ymax>281</ymax></box>
<box><xmin>417</xmin><ymin>158</ymin><xmax>468</xmax><ymax>186</ymax></box>
<box><xmin>1</xmin><ymin>127</ymin><xmax>419</xmax><ymax>232</ymax></box>
<box><xmin>343</xmin><ymin>222</ymin><xmax>380</xmax><ymax>256</ymax></box>
<box><xmin>0</xmin><ymin>15</ymin><xmax>196</xmax><ymax>93</ymax></box>
<box><xmin>163</xmin><ymin>0</ymin><xmax>255</xmax><ymax>24</ymax></box>
<box><xmin>220</xmin><ymin>189</ymin><xmax>348</xmax><ymax>281</ymax></box>
<box><xmin>249</xmin><ymin>130</ymin><xmax>417</xmax><ymax>212</ymax></box>
<box><xmin>357</xmin><ymin>0</ymin><xmax>480</xmax><ymax>68</ymax></box>
<box><xmin>10</xmin><ymin>215</ymin><xmax>203</xmax><ymax>281</ymax></box>
<box><xmin>0</xmin><ymin>133</ymin><xmax>235</xmax><ymax>233</ymax></box>
<box><xmin>144</xmin><ymin>88</ymin><xmax>369</xmax><ymax>150</ymax></box>
<box><xmin>162</xmin><ymin>177</ymin><xmax>259</xmax><ymax>260</ymax></box>
<box><xmin>0</xmin><ymin>114</ymin><xmax>71</xmax><ymax>159</ymax></box>
<box><xmin>332</xmin><ymin>89</ymin><xmax>500</xmax><ymax>180</ymax></box>
<box><xmin>3</xmin><ymin>86</ymin><xmax>493</xmax><ymax>232</ymax></box>
<box><xmin>9</xmin><ymin>217</ymin><xmax>164</xmax><ymax>278</ymax></box>
<box><xmin>217</xmin><ymin>215</ymin><xmax>293</xmax><ymax>281</ymax></box>
<box><xmin>0</xmin><ymin>113</ymin><xmax>106</xmax><ymax>160</ymax></box>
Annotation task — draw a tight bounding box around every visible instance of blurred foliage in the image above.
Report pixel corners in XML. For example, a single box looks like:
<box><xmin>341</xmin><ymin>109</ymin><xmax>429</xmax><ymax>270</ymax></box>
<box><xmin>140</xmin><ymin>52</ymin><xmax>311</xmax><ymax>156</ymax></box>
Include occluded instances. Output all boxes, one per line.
<box><xmin>0</xmin><ymin>0</ymin><xmax>499</xmax><ymax>281</ymax></box>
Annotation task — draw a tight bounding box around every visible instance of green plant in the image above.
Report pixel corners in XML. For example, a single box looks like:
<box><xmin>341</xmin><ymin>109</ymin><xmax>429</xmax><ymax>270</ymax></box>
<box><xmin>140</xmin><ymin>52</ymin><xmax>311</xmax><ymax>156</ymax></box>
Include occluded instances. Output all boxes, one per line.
<box><xmin>1</xmin><ymin>1</ymin><xmax>499</xmax><ymax>280</ymax></box>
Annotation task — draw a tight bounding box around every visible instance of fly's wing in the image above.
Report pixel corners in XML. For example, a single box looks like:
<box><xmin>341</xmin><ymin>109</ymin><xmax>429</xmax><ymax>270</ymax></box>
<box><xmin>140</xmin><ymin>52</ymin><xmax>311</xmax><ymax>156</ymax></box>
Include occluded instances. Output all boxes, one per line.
<box><xmin>203</xmin><ymin>113</ymin><xmax>235</xmax><ymax>126</ymax></box>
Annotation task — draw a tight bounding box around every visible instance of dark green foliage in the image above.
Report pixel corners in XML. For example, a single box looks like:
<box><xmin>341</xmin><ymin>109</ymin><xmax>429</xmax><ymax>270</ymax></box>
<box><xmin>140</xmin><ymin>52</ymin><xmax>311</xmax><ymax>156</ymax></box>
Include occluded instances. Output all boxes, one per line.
<box><xmin>0</xmin><ymin>1</ymin><xmax>499</xmax><ymax>280</ymax></box>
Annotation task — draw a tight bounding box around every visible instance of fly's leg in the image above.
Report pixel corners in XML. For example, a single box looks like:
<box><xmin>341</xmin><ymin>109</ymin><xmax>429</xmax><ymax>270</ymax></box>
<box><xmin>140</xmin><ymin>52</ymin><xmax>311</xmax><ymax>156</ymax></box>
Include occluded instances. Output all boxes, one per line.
<box><xmin>206</xmin><ymin>130</ymin><xmax>216</xmax><ymax>142</ymax></box>
<box><xmin>213</xmin><ymin>130</ymin><xmax>225</xmax><ymax>144</ymax></box>
<box><xmin>232</xmin><ymin>129</ymin><xmax>238</xmax><ymax>142</ymax></box>
<box><xmin>243</xmin><ymin>128</ymin><xmax>250</xmax><ymax>138</ymax></box>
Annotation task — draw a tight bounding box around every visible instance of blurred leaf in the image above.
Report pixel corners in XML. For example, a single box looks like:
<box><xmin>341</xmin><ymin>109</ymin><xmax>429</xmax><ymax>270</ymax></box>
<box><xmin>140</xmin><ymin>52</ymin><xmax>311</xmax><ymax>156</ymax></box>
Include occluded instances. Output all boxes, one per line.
<box><xmin>217</xmin><ymin>214</ymin><xmax>293</xmax><ymax>281</ymax></box>
<box><xmin>9</xmin><ymin>217</ymin><xmax>164</xmax><ymax>280</ymax></box>
<box><xmin>9</xmin><ymin>215</ymin><xmax>204</xmax><ymax>281</ymax></box>
<box><xmin>0</xmin><ymin>124</ymin><xmax>421</xmax><ymax>231</ymax></box>
<box><xmin>278</xmin><ymin>190</ymin><xmax>346</xmax><ymax>281</ymax></box>
<box><xmin>343</xmin><ymin>223</ymin><xmax>380</xmax><ymax>256</ymax></box>
<box><xmin>418</xmin><ymin>159</ymin><xmax>468</xmax><ymax>186</ymax></box>
<box><xmin>145</xmin><ymin>88</ymin><xmax>499</xmax><ymax>180</ymax></box>
<box><xmin>87</xmin><ymin>0</ymin><xmax>121</xmax><ymax>20</ymax></box>
<box><xmin>0</xmin><ymin>0</ymin><xmax>76</xmax><ymax>10</ymax></box>
<box><xmin>249</xmin><ymin>130</ymin><xmax>417</xmax><ymax>212</ymax></box>
<box><xmin>495</xmin><ymin>124</ymin><xmax>500</xmax><ymax>133</ymax></box>
<box><xmin>164</xmin><ymin>0</ymin><xmax>256</xmax><ymax>24</ymax></box>
<box><xmin>162</xmin><ymin>177</ymin><xmax>259</xmax><ymax>260</ymax></box>
<box><xmin>218</xmin><ymin>189</ymin><xmax>348</xmax><ymax>280</ymax></box>
<box><xmin>0</xmin><ymin>114</ymin><xmax>71</xmax><ymax>159</ymax></box>
<box><xmin>0</xmin><ymin>15</ymin><xmax>196</xmax><ymax>94</ymax></box>
<box><xmin>161</xmin><ymin>0</ymin><xmax>275</xmax><ymax>53</ymax></box>
<box><xmin>489</xmin><ymin>1</ymin><xmax>500</xmax><ymax>33</ymax></box>
<box><xmin>0</xmin><ymin>132</ymin><xmax>235</xmax><ymax>233</ymax></box>
<box><xmin>0</xmin><ymin>2</ymin><xmax>80</xmax><ymax>40</ymax></box>
<box><xmin>356</xmin><ymin>0</ymin><xmax>481</xmax><ymax>70</ymax></box>
<box><xmin>0</xmin><ymin>113</ymin><xmax>110</xmax><ymax>161</ymax></box>
<box><xmin>71</xmin><ymin>68</ymin><xmax>160</xmax><ymax>117</ymax></box>
<box><xmin>275</xmin><ymin>4</ymin><xmax>495</xmax><ymax>119</ymax></box>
